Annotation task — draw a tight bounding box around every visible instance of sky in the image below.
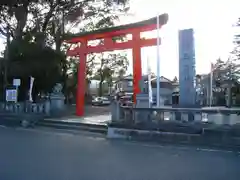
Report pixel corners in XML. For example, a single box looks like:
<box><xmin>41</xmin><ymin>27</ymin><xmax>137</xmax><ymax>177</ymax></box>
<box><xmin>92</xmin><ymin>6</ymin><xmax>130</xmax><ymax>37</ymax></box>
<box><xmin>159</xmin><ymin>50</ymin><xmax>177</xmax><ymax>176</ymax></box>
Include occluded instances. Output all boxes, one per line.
<box><xmin>1</xmin><ymin>0</ymin><xmax>240</xmax><ymax>81</ymax></box>
<box><xmin>118</xmin><ymin>0</ymin><xmax>240</xmax><ymax>79</ymax></box>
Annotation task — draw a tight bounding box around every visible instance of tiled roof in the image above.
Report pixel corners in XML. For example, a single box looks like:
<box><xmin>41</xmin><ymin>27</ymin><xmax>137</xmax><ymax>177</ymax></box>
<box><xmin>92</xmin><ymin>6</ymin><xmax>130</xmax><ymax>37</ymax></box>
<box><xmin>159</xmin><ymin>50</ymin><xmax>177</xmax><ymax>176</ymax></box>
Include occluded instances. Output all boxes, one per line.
<box><xmin>115</xmin><ymin>75</ymin><xmax>176</xmax><ymax>84</ymax></box>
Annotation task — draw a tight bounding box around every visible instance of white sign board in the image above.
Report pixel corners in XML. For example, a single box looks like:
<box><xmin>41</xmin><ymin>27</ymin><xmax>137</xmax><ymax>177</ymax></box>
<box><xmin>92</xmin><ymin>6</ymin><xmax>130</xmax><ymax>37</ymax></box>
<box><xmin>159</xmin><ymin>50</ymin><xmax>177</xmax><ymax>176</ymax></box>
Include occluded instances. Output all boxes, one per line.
<box><xmin>13</xmin><ymin>79</ymin><xmax>21</xmax><ymax>86</ymax></box>
<box><xmin>6</xmin><ymin>89</ymin><xmax>18</xmax><ymax>102</ymax></box>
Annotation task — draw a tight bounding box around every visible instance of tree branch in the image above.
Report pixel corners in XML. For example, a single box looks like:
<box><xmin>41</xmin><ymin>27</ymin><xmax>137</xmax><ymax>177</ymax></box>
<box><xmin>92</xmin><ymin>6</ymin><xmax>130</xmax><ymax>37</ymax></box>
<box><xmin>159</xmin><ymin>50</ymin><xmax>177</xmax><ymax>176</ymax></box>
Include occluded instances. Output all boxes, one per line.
<box><xmin>42</xmin><ymin>1</ymin><xmax>57</xmax><ymax>33</ymax></box>
<box><xmin>0</xmin><ymin>26</ymin><xmax>6</xmax><ymax>36</ymax></box>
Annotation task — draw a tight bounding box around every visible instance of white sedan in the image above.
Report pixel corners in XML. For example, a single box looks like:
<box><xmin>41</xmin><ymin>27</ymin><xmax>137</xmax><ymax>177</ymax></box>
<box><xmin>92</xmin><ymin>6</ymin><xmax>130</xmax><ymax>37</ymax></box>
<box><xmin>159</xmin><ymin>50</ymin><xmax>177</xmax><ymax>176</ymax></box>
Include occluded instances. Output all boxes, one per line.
<box><xmin>92</xmin><ymin>97</ymin><xmax>111</xmax><ymax>106</ymax></box>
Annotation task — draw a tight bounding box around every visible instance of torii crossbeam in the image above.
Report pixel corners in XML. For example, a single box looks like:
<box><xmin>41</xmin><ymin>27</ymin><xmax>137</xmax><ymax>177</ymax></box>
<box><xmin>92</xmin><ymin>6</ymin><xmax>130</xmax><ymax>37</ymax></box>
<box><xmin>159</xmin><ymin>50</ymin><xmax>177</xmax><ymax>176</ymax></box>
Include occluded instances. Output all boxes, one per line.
<box><xmin>66</xmin><ymin>13</ymin><xmax>168</xmax><ymax>116</ymax></box>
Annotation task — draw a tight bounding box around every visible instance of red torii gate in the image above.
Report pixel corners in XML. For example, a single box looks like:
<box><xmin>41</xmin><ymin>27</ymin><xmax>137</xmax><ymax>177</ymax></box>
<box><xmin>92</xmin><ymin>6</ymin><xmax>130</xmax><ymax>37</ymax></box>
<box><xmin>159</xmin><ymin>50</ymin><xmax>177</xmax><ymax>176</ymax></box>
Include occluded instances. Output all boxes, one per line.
<box><xmin>66</xmin><ymin>13</ymin><xmax>168</xmax><ymax>116</ymax></box>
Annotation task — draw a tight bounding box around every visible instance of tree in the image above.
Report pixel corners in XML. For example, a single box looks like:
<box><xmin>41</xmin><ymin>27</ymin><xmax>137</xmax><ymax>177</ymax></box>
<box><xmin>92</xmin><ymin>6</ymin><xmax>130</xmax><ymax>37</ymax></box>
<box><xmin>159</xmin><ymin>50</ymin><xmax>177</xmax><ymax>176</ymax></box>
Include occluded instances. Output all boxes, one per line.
<box><xmin>212</xmin><ymin>57</ymin><xmax>240</xmax><ymax>106</ymax></box>
<box><xmin>92</xmin><ymin>52</ymin><xmax>128</xmax><ymax>96</ymax></box>
<box><xmin>66</xmin><ymin>54</ymin><xmax>96</xmax><ymax>96</ymax></box>
<box><xmin>0</xmin><ymin>0</ymin><xmax>130</xmax><ymax>100</ymax></box>
<box><xmin>6</xmin><ymin>38</ymin><xmax>64</xmax><ymax>101</ymax></box>
<box><xmin>0</xmin><ymin>0</ymin><xmax>129</xmax><ymax>47</ymax></box>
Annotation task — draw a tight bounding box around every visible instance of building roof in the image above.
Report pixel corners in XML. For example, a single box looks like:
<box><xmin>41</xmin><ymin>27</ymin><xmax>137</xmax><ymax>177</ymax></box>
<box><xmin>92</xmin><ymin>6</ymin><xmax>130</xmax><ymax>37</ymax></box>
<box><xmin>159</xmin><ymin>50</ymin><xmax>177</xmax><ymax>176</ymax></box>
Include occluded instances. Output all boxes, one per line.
<box><xmin>114</xmin><ymin>75</ymin><xmax>175</xmax><ymax>84</ymax></box>
<box><xmin>149</xmin><ymin>76</ymin><xmax>173</xmax><ymax>83</ymax></box>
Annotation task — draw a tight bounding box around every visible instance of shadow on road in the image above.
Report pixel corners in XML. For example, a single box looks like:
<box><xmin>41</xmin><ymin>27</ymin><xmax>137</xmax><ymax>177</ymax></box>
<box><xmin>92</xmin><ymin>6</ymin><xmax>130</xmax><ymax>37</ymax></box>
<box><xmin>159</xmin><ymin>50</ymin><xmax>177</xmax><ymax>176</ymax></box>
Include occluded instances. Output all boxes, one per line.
<box><xmin>65</xmin><ymin>104</ymin><xmax>110</xmax><ymax>117</ymax></box>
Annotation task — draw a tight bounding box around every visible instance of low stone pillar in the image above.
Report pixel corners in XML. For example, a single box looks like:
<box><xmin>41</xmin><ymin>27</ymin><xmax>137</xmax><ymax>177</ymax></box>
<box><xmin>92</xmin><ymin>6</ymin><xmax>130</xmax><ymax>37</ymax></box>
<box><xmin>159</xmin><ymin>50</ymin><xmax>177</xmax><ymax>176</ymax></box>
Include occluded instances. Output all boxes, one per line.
<box><xmin>174</xmin><ymin>111</ymin><xmax>182</xmax><ymax>121</ymax></box>
<box><xmin>44</xmin><ymin>100</ymin><xmax>50</xmax><ymax>116</ymax></box>
<box><xmin>111</xmin><ymin>101</ymin><xmax>121</xmax><ymax>122</ymax></box>
<box><xmin>229</xmin><ymin>113</ymin><xmax>240</xmax><ymax>125</ymax></box>
<box><xmin>221</xmin><ymin>113</ymin><xmax>231</xmax><ymax>125</ymax></box>
<box><xmin>208</xmin><ymin>113</ymin><xmax>223</xmax><ymax>125</ymax></box>
<box><xmin>25</xmin><ymin>101</ymin><xmax>33</xmax><ymax>113</ymax></box>
<box><xmin>181</xmin><ymin>112</ymin><xmax>188</xmax><ymax>122</ymax></box>
<box><xmin>187</xmin><ymin>112</ymin><xmax>195</xmax><ymax>122</ymax></box>
<box><xmin>194</xmin><ymin>112</ymin><xmax>202</xmax><ymax>122</ymax></box>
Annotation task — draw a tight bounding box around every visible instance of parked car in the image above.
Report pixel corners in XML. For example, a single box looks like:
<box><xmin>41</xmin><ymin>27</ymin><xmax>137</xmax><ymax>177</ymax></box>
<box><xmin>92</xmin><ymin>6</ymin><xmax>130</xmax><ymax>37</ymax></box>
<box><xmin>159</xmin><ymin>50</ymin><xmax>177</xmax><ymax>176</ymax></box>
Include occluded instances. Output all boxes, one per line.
<box><xmin>119</xmin><ymin>95</ymin><xmax>133</xmax><ymax>106</ymax></box>
<box><xmin>92</xmin><ymin>97</ymin><xmax>111</xmax><ymax>106</ymax></box>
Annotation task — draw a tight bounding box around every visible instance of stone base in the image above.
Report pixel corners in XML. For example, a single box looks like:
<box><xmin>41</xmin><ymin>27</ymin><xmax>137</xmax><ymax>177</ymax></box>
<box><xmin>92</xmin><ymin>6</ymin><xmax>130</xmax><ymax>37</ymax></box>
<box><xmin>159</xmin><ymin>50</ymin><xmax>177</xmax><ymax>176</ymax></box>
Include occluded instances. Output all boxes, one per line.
<box><xmin>136</xmin><ymin>93</ymin><xmax>151</xmax><ymax>108</ymax></box>
<box><xmin>135</xmin><ymin>93</ymin><xmax>152</xmax><ymax>122</ymax></box>
<box><xmin>50</xmin><ymin>94</ymin><xmax>65</xmax><ymax>112</ymax></box>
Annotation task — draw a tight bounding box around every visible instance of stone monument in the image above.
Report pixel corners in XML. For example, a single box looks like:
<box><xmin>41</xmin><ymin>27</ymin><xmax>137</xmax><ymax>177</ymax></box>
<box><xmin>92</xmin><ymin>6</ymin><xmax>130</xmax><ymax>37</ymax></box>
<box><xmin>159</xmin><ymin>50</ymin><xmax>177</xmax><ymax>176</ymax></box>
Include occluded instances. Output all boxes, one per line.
<box><xmin>178</xmin><ymin>29</ymin><xmax>196</xmax><ymax>108</ymax></box>
<box><xmin>50</xmin><ymin>83</ymin><xmax>65</xmax><ymax>112</ymax></box>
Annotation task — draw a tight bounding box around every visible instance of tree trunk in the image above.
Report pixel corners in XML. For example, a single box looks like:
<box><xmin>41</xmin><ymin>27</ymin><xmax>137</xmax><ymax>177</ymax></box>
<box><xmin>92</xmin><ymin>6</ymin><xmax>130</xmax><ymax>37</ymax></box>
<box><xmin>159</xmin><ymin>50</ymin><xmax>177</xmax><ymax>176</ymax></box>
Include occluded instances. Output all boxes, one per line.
<box><xmin>98</xmin><ymin>54</ymin><xmax>104</xmax><ymax>96</ymax></box>
<box><xmin>55</xmin><ymin>27</ymin><xmax>62</xmax><ymax>52</ymax></box>
<box><xmin>98</xmin><ymin>79</ymin><xmax>104</xmax><ymax>97</ymax></box>
<box><xmin>14</xmin><ymin>4</ymin><xmax>28</xmax><ymax>40</ymax></box>
<box><xmin>226</xmin><ymin>87</ymin><xmax>232</xmax><ymax>107</ymax></box>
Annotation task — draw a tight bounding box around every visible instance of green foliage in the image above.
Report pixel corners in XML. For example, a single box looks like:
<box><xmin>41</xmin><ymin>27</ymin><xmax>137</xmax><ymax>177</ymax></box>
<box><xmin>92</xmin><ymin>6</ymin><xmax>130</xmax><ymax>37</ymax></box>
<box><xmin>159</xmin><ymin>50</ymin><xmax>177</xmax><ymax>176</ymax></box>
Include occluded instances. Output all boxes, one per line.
<box><xmin>0</xmin><ymin>0</ymin><xmax>129</xmax><ymax>43</ymax></box>
<box><xmin>212</xmin><ymin>58</ymin><xmax>240</xmax><ymax>85</ymax></box>
<box><xmin>6</xmin><ymin>39</ymin><xmax>64</xmax><ymax>100</ymax></box>
<box><xmin>0</xmin><ymin>0</ymin><xmax>130</xmax><ymax>101</ymax></box>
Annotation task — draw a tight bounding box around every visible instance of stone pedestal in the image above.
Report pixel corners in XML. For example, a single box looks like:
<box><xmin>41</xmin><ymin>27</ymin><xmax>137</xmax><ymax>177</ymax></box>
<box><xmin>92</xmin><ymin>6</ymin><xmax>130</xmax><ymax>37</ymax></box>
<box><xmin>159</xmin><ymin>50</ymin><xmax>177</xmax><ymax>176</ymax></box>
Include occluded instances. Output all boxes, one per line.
<box><xmin>136</xmin><ymin>93</ymin><xmax>151</xmax><ymax>108</ymax></box>
<box><xmin>135</xmin><ymin>93</ymin><xmax>152</xmax><ymax>123</ymax></box>
<box><xmin>50</xmin><ymin>94</ymin><xmax>65</xmax><ymax>112</ymax></box>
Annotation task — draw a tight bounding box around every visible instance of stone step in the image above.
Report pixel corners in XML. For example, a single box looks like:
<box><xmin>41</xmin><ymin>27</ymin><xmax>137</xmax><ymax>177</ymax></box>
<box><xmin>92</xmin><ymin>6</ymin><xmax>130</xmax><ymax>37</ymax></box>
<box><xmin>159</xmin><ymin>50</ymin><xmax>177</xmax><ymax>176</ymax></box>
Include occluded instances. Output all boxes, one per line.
<box><xmin>0</xmin><ymin>114</ymin><xmax>44</xmax><ymax>127</ymax></box>
<box><xmin>42</xmin><ymin>119</ymin><xmax>107</xmax><ymax>128</ymax></box>
<box><xmin>109</xmin><ymin>121</ymin><xmax>203</xmax><ymax>135</ymax></box>
<box><xmin>36</xmin><ymin>120</ymin><xmax>107</xmax><ymax>134</ymax></box>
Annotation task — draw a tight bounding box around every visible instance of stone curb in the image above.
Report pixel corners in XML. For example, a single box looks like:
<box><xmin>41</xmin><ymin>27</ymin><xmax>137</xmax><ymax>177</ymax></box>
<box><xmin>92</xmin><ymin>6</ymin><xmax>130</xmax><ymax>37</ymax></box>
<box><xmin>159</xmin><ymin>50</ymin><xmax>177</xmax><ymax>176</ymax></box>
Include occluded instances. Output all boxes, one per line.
<box><xmin>107</xmin><ymin>127</ymin><xmax>240</xmax><ymax>151</ymax></box>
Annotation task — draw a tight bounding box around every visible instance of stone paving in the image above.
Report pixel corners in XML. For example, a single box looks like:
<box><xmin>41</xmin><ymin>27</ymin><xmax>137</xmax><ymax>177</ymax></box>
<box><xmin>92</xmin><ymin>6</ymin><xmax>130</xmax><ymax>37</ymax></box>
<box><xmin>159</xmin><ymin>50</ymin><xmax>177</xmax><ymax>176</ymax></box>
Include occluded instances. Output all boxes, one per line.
<box><xmin>46</xmin><ymin>114</ymin><xmax>111</xmax><ymax>125</ymax></box>
<box><xmin>45</xmin><ymin>105</ymin><xmax>111</xmax><ymax>125</ymax></box>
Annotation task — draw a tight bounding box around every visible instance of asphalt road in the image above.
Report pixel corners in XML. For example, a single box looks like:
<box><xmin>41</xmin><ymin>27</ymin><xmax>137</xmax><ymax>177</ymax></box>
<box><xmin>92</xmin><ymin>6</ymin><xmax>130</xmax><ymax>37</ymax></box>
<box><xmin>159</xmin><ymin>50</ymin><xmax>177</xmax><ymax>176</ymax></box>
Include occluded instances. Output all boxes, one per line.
<box><xmin>0</xmin><ymin>127</ymin><xmax>239</xmax><ymax>180</ymax></box>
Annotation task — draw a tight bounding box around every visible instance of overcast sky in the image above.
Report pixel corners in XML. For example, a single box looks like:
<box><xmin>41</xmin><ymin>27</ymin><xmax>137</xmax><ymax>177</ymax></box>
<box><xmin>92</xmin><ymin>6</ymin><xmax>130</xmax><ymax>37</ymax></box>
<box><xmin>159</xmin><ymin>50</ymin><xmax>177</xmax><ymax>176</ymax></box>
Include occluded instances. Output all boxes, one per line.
<box><xmin>1</xmin><ymin>0</ymin><xmax>240</xmax><ymax>80</ymax></box>
<box><xmin>119</xmin><ymin>0</ymin><xmax>240</xmax><ymax>79</ymax></box>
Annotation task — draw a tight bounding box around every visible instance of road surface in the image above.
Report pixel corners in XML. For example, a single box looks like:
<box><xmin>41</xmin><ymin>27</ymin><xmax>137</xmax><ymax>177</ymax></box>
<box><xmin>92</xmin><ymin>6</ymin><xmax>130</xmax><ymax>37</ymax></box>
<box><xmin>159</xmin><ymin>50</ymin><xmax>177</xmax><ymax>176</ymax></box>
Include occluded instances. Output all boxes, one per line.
<box><xmin>0</xmin><ymin>127</ymin><xmax>239</xmax><ymax>180</ymax></box>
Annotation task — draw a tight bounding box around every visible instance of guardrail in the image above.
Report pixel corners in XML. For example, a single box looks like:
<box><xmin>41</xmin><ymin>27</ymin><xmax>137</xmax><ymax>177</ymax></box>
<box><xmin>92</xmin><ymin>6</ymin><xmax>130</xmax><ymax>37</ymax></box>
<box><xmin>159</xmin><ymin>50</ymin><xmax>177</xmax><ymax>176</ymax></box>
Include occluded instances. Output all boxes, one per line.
<box><xmin>122</xmin><ymin>106</ymin><xmax>240</xmax><ymax>125</ymax></box>
<box><xmin>109</xmin><ymin>102</ymin><xmax>240</xmax><ymax>149</ymax></box>
<box><xmin>0</xmin><ymin>101</ymin><xmax>50</xmax><ymax>115</ymax></box>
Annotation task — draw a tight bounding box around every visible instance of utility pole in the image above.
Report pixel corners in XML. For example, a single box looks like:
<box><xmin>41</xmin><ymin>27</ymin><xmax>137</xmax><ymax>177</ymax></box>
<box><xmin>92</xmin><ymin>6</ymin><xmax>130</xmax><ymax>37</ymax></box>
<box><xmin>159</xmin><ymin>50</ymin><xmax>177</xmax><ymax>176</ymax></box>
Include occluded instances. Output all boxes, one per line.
<box><xmin>156</xmin><ymin>15</ymin><xmax>161</xmax><ymax>107</ymax></box>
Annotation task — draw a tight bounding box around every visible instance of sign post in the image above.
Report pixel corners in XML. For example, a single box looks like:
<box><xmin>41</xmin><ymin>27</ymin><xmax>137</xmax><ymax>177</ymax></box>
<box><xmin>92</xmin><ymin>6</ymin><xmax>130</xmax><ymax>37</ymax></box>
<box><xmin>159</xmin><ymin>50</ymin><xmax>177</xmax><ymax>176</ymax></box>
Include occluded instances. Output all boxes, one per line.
<box><xmin>29</xmin><ymin>77</ymin><xmax>35</xmax><ymax>102</ymax></box>
<box><xmin>13</xmin><ymin>79</ymin><xmax>21</xmax><ymax>103</ymax></box>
